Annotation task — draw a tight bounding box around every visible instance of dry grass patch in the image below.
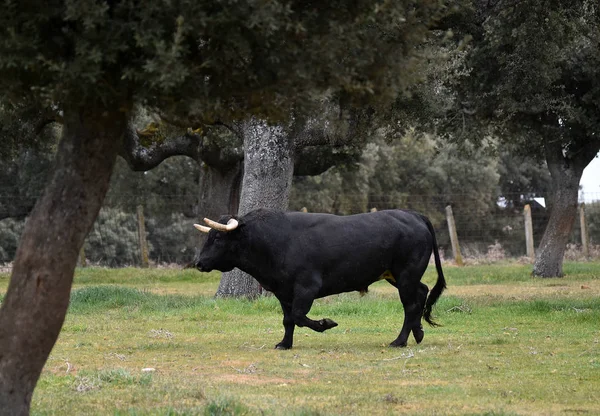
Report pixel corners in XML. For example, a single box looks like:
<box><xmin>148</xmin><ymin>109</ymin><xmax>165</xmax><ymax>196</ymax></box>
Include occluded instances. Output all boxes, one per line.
<box><xmin>448</xmin><ymin>279</ymin><xmax>600</xmax><ymax>300</ymax></box>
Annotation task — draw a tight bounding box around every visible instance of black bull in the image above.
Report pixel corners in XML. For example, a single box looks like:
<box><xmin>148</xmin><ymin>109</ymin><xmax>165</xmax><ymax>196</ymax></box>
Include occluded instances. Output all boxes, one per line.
<box><xmin>195</xmin><ymin>208</ymin><xmax>446</xmax><ymax>349</ymax></box>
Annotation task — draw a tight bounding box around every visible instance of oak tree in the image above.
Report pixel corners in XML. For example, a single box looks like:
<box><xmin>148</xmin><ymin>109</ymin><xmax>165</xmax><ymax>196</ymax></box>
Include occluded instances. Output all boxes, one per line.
<box><xmin>0</xmin><ymin>1</ymin><xmax>447</xmax><ymax>413</ymax></box>
<box><xmin>458</xmin><ymin>0</ymin><xmax>600</xmax><ymax>276</ymax></box>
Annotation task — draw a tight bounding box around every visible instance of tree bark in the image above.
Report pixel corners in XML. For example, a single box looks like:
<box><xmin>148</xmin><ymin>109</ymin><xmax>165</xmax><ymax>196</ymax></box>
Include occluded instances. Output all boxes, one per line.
<box><xmin>196</xmin><ymin>162</ymin><xmax>242</xmax><ymax>248</ymax></box>
<box><xmin>0</xmin><ymin>106</ymin><xmax>126</xmax><ymax>415</ymax></box>
<box><xmin>532</xmin><ymin>140</ymin><xmax>596</xmax><ymax>277</ymax></box>
<box><xmin>216</xmin><ymin>119</ymin><xmax>295</xmax><ymax>298</ymax></box>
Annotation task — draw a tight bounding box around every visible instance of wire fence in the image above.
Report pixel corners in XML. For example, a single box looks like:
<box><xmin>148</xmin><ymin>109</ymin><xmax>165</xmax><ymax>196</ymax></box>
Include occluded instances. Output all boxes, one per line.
<box><xmin>1</xmin><ymin>192</ymin><xmax>599</xmax><ymax>268</ymax></box>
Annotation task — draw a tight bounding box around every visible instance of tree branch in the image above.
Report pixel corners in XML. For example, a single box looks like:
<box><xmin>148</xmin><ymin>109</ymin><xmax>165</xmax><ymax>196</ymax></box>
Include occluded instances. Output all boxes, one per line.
<box><xmin>119</xmin><ymin>123</ymin><xmax>203</xmax><ymax>171</ymax></box>
<box><xmin>119</xmin><ymin>120</ymin><xmax>246</xmax><ymax>173</ymax></box>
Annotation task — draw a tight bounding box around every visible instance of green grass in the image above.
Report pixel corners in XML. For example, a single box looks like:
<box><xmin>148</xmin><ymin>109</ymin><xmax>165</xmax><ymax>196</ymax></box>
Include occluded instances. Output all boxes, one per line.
<box><xmin>1</xmin><ymin>262</ymin><xmax>600</xmax><ymax>414</ymax></box>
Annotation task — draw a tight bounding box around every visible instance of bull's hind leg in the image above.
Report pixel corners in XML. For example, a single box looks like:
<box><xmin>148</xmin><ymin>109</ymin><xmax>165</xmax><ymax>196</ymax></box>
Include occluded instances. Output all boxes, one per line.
<box><xmin>390</xmin><ymin>271</ymin><xmax>429</xmax><ymax>348</ymax></box>
<box><xmin>411</xmin><ymin>282</ymin><xmax>429</xmax><ymax>344</ymax></box>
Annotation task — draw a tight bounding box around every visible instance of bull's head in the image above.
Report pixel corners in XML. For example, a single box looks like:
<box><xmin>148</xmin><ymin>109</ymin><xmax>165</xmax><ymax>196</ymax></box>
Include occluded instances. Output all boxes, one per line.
<box><xmin>193</xmin><ymin>216</ymin><xmax>241</xmax><ymax>272</ymax></box>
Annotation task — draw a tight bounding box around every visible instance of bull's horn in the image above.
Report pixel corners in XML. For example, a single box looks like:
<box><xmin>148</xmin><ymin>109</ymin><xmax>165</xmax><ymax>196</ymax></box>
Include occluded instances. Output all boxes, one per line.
<box><xmin>194</xmin><ymin>224</ymin><xmax>211</xmax><ymax>233</ymax></box>
<box><xmin>203</xmin><ymin>217</ymin><xmax>239</xmax><ymax>232</ymax></box>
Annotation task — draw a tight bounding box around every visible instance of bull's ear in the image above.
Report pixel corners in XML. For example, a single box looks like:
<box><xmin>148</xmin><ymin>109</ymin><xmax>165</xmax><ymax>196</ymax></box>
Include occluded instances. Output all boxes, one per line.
<box><xmin>223</xmin><ymin>215</ymin><xmax>243</xmax><ymax>226</ymax></box>
<box><xmin>233</xmin><ymin>217</ymin><xmax>244</xmax><ymax>229</ymax></box>
<box><xmin>226</xmin><ymin>216</ymin><xmax>245</xmax><ymax>232</ymax></box>
<box><xmin>225</xmin><ymin>218</ymin><xmax>239</xmax><ymax>230</ymax></box>
<box><xmin>217</xmin><ymin>215</ymin><xmax>244</xmax><ymax>232</ymax></box>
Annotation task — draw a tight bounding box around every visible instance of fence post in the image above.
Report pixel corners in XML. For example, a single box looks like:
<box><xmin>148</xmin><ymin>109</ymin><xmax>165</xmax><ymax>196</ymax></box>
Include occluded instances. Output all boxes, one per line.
<box><xmin>580</xmin><ymin>203</ymin><xmax>590</xmax><ymax>258</ymax></box>
<box><xmin>523</xmin><ymin>204</ymin><xmax>535</xmax><ymax>260</ymax></box>
<box><xmin>445</xmin><ymin>205</ymin><xmax>463</xmax><ymax>266</ymax></box>
<box><xmin>78</xmin><ymin>244</ymin><xmax>87</xmax><ymax>268</ymax></box>
<box><xmin>137</xmin><ymin>205</ymin><xmax>150</xmax><ymax>268</ymax></box>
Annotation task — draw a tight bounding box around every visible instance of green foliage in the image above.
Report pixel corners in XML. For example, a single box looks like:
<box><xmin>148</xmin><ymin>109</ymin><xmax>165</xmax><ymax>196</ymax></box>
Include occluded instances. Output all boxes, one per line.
<box><xmin>146</xmin><ymin>213</ymin><xmax>197</xmax><ymax>264</ymax></box>
<box><xmin>497</xmin><ymin>146</ymin><xmax>552</xmax><ymax>207</ymax></box>
<box><xmin>106</xmin><ymin>157</ymin><xmax>199</xmax><ymax>217</ymax></box>
<box><xmin>573</xmin><ymin>201</ymin><xmax>600</xmax><ymax>247</ymax></box>
<box><xmin>0</xmin><ymin>155</ymin><xmax>201</xmax><ymax>266</ymax></box>
<box><xmin>0</xmin><ymin>132</ymin><xmax>57</xmax><ymax>221</ymax></box>
<box><xmin>74</xmin><ymin>156</ymin><xmax>199</xmax><ymax>266</ymax></box>
<box><xmin>104</xmin><ymin>156</ymin><xmax>201</xmax><ymax>264</ymax></box>
<box><xmin>588</xmin><ymin>202</ymin><xmax>600</xmax><ymax>245</ymax></box>
<box><xmin>0</xmin><ymin>209</ymin><xmax>200</xmax><ymax>267</ymax></box>
<box><xmin>0</xmin><ymin>0</ymin><xmax>447</xmax><ymax>121</ymax></box>
<box><xmin>291</xmin><ymin>129</ymin><xmax>510</xmax><ymax>253</ymax></box>
<box><xmin>0</xmin><ymin>218</ymin><xmax>24</xmax><ymax>262</ymax></box>
<box><xmin>84</xmin><ymin>208</ymin><xmax>141</xmax><ymax>266</ymax></box>
<box><xmin>460</xmin><ymin>0</ymin><xmax>600</xmax><ymax>154</ymax></box>
<box><xmin>0</xmin><ymin>102</ymin><xmax>59</xmax><ymax>161</ymax></box>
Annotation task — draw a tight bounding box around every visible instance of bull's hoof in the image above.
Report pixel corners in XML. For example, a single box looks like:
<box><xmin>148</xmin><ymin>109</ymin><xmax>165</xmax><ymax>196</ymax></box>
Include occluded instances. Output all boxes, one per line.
<box><xmin>413</xmin><ymin>326</ymin><xmax>424</xmax><ymax>344</ymax></box>
<box><xmin>320</xmin><ymin>318</ymin><xmax>338</xmax><ymax>331</ymax></box>
<box><xmin>389</xmin><ymin>339</ymin><xmax>408</xmax><ymax>348</ymax></box>
<box><xmin>275</xmin><ymin>343</ymin><xmax>292</xmax><ymax>350</ymax></box>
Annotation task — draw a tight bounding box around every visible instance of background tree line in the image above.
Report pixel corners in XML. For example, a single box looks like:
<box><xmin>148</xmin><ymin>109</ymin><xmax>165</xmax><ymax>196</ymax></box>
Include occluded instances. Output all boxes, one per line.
<box><xmin>3</xmin><ymin>125</ymin><xmax>599</xmax><ymax>266</ymax></box>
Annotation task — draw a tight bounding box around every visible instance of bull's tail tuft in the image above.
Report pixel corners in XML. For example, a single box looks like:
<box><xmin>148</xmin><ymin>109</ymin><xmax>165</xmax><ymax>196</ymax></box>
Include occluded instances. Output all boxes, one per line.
<box><xmin>421</xmin><ymin>215</ymin><xmax>447</xmax><ymax>327</ymax></box>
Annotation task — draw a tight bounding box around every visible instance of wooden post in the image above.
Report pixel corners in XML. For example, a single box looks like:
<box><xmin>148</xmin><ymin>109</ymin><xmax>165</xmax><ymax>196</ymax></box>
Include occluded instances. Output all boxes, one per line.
<box><xmin>524</xmin><ymin>204</ymin><xmax>535</xmax><ymax>260</ymax></box>
<box><xmin>580</xmin><ymin>203</ymin><xmax>590</xmax><ymax>258</ymax></box>
<box><xmin>445</xmin><ymin>205</ymin><xmax>463</xmax><ymax>266</ymax></box>
<box><xmin>78</xmin><ymin>244</ymin><xmax>87</xmax><ymax>268</ymax></box>
<box><xmin>137</xmin><ymin>205</ymin><xmax>149</xmax><ymax>268</ymax></box>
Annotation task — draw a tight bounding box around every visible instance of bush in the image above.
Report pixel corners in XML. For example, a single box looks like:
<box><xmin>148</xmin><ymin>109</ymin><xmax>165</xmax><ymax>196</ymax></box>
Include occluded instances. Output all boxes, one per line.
<box><xmin>146</xmin><ymin>213</ymin><xmax>197</xmax><ymax>265</ymax></box>
<box><xmin>0</xmin><ymin>218</ymin><xmax>25</xmax><ymax>263</ymax></box>
<box><xmin>587</xmin><ymin>202</ymin><xmax>600</xmax><ymax>246</ymax></box>
<box><xmin>84</xmin><ymin>208</ymin><xmax>144</xmax><ymax>267</ymax></box>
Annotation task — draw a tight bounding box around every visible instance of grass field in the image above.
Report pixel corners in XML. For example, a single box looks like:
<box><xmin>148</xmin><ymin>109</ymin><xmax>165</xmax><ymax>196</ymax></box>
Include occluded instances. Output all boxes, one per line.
<box><xmin>1</xmin><ymin>262</ymin><xmax>599</xmax><ymax>415</ymax></box>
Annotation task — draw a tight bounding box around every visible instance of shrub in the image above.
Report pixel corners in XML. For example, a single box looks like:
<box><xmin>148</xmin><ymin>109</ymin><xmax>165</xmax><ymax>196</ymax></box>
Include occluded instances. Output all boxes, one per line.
<box><xmin>84</xmin><ymin>208</ymin><xmax>144</xmax><ymax>267</ymax></box>
<box><xmin>0</xmin><ymin>218</ymin><xmax>25</xmax><ymax>263</ymax></box>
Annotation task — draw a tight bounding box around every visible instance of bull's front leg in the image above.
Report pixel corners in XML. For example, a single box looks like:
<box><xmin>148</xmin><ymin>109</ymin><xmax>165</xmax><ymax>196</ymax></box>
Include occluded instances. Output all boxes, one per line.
<box><xmin>275</xmin><ymin>301</ymin><xmax>295</xmax><ymax>350</ymax></box>
<box><xmin>291</xmin><ymin>280</ymin><xmax>338</xmax><ymax>333</ymax></box>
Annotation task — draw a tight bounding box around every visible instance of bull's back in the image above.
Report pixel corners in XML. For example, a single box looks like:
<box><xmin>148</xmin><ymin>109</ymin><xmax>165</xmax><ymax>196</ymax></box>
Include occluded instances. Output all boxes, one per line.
<box><xmin>284</xmin><ymin>210</ymin><xmax>432</xmax><ymax>295</ymax></box>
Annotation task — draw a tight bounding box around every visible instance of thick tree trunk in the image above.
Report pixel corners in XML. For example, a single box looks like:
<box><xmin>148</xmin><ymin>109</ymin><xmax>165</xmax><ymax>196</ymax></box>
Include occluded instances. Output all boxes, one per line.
<box><xmin>532</xmin><ymin>141</ymin><xmax>592</xmax><ymax>277</ymax></box>
<box><xmin>0</xmin><ymin>106</ymin><xmax>126</xmax><ymax>415</ymax></box>
<box><xmin>216</xmin><ymin>119</ymin><xmax>295</xmax><ymax>298</ymax></box>
<box><xmin>196</xmin><ymin>162</ymin><xmax>242</xmax><ymax>248</ymax></box>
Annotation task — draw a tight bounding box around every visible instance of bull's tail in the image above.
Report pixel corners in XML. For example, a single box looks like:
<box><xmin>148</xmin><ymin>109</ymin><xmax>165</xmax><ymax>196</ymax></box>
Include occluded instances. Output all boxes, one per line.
<box><xmin>421</xmin><ymin>215</ymin><xmax>447</xmax><ymax>327</ymax></box>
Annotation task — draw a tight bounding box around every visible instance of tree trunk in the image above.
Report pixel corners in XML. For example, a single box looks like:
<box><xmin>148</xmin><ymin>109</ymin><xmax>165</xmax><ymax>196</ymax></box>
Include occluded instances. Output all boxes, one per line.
<box><xmin>0</xmin><ymin>106</ymin><xmax>126</xmax><ymax>415</ymax></box>
<box><xmin>216</xmin><ymin>119</ymin><xmax>295</xmax><ymax>298</ymax></box>
<box><xmin>196</xmin><ymin>162</ymin><xmax>242</xmax><ymax>248</ymax></box>
<box><xmin>532</xmin><ymin>141</ymin><xmax>591</xmax><ymax>277</ymax></box>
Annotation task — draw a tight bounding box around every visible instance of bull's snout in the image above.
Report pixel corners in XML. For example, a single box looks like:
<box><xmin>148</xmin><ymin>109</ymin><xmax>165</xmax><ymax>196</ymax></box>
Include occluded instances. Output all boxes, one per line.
<box><xmin>195</xmin><ymin>260</ymin><xmax>211</xmax><ymax>272</ymax></box>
